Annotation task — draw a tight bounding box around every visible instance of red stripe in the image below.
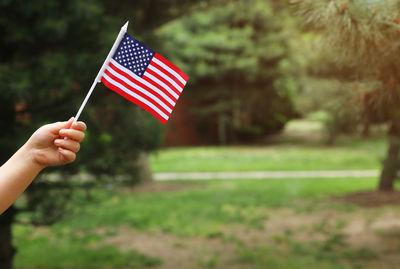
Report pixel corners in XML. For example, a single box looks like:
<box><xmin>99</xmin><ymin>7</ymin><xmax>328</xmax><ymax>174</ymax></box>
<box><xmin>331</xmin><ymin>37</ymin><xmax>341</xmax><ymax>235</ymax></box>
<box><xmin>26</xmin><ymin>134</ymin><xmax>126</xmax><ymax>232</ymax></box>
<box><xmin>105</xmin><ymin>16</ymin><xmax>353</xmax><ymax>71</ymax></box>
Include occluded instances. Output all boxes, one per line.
<box><xmin>154</xmin><ymin>53</ymin><xmax>189</xmax><ymax>82</ymax></box>
<box><xmin>145</xmin><ymin>68</ymin><xmax>181</xmax><ymax>96</ymax></box>
<box><xmin>108</xmin><ymin>62</ymin><xmax>175</xmax><ymax>108</ymax></box>
<box><xmin>101</xmin><ymin>77</ymin><xmax>168</xmax><ymax>124</ymax></box>
<box><xmin>140</xmin><ymin>75</ymin><xmax>178</xmax><ymax>101</ymax></box>
<box><xmin>149</xmin><ymin>61</ymin><xmax>185</xmax><ymax>90</ymax></box>
<box><xmin>103</xmin><ymin>69</ymin><xmax>171</xmax><ymax>116</ymax></box>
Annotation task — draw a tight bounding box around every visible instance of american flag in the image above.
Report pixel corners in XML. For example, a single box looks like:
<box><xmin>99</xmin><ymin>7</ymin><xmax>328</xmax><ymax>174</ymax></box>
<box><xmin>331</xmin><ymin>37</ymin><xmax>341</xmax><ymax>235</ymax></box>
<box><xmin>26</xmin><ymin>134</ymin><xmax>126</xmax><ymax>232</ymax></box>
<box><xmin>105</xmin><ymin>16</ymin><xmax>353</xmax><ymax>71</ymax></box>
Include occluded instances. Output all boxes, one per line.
<box><xmin>101</xmin><ymin>33</ymin><xmax>188</xmax><ymax>124</ymax></box>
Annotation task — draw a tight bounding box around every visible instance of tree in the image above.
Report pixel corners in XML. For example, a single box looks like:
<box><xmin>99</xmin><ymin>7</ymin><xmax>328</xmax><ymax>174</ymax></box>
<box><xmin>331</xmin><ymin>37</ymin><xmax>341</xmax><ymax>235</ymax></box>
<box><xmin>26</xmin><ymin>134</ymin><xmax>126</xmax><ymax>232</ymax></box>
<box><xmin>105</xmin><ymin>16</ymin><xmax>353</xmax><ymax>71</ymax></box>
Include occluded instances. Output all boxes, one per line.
<box><xmin>0</xmin><ymin>2</ymin><xmax>107</xmax><ymax>267</ymax></box>
<box><xmin>157</xmin><ymin>0</ymin><xmax>298</xmax><ymax>144</ymax></box>
<box><xmin>0</xmin><ymin>0</ymin><xmax>215</xmax><ymax>267</ymax></box>
<box><xmin>292</xmin><ymin>0</ymin><xmax>400</xmax><ymax>191</ymax></box>
<box><xmin>0</xmin><ymin>1</ymin><xmax>161</xmax><ymax>267</ymax></box>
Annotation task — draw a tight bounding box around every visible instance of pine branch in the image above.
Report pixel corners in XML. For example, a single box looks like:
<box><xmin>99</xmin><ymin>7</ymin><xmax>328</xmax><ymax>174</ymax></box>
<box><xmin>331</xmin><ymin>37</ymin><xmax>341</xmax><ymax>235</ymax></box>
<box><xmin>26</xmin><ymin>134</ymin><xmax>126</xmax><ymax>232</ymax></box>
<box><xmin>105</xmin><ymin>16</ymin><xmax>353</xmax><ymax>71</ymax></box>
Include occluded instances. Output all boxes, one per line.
<box><xmin>291</xmin><ymin>0</ymin><xmax>400</xmax><ymax>70</ymax></box>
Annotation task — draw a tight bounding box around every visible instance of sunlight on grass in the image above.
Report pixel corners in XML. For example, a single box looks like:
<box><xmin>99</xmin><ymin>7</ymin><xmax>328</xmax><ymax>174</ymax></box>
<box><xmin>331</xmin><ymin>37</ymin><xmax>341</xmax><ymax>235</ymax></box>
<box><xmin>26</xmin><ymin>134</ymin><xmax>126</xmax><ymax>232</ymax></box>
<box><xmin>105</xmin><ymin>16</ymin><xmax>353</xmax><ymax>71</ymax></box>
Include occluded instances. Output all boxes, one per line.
<box><xmin>285</xmin><ymin>119</ymin><xmax>325</xmax><ymax>133</ymax></box>
<box><xmin>150</xmin><ymin>138</ymin><xmax>386</xmax><ymax>172</ymax></box>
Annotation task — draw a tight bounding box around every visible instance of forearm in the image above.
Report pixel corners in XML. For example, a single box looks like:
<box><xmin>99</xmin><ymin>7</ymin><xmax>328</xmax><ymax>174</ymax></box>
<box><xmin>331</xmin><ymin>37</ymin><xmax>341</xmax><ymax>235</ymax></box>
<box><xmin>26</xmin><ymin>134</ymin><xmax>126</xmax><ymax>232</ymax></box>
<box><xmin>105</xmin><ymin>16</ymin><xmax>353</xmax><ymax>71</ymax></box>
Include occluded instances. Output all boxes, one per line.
<box><xmin>0</xmin><ymin>143</ymin><xmax>44</xmax><ymax>214</ymax></box>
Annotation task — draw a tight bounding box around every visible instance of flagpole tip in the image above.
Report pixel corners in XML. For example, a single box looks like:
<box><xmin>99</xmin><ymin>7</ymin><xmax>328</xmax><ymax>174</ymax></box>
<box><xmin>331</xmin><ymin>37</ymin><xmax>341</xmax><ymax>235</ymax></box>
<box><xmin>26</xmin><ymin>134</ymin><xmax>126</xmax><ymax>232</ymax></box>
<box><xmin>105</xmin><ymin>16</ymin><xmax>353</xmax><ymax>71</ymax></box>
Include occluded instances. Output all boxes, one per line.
<box><xmin>122</xmin><ymin>21</ymin><xmax>129</xmax><ymax>31</ymax></box>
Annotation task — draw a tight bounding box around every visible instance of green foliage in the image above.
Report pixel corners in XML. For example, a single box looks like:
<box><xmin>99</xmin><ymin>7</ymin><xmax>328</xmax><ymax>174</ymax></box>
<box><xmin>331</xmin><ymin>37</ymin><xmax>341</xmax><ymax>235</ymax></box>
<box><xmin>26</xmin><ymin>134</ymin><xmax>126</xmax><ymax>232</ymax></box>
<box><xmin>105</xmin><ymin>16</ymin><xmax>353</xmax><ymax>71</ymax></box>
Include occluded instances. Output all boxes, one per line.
<box><xmin>296</xmin><ymin>78</ymin><xmax>364</xmax><ymax>142</ymax></box>
<box><xmin>292</xmin><ymin>0</ymin><xmax>400</xmax><ymax>124</ymax></box>
<box><xmin>77</xmin><ymin>97</ymin><xmax>164</xmax><ymax>176</ymax></box>
<box><xmin>0</xmin><ymin>0</ymin><xmax>104</xmax><ymax>164</ymax></box>
<box><xmin>0</xmin><ymin>0</ymin><xmax>168</xmax><ymax>224</ymax></box>
<box><xmin>293</xmin><ymin>0</ymin><xmax>400</xmax><ymax>190</ymax></box>
<box><xmin>158</xmin><ymin>0</ymin><xmax>298</xmax><ymax>142</ymax></box>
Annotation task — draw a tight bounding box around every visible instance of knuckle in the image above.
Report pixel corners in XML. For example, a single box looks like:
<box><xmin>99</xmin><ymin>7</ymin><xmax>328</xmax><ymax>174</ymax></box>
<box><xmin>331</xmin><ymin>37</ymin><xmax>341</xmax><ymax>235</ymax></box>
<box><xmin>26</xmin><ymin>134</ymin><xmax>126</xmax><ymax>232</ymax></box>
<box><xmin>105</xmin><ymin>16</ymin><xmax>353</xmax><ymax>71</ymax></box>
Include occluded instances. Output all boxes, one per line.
<box><xmin>68</xmin><ymin>153</ymin><xmax>76</xmax><ymax>163</ymax></box>
<box><xmin>75</xmin><ymin>143</ymin><xmax>81</xmax><ymax>152</ymax></box>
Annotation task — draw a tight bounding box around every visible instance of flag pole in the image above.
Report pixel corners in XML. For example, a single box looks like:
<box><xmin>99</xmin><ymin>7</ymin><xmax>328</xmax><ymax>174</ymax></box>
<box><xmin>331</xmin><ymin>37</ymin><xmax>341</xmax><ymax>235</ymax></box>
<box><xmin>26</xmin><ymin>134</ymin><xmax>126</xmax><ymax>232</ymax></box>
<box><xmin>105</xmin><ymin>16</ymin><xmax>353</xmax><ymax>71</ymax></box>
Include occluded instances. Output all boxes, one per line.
<box><xmin>73</xmin><ymin>21</ymin><xmax>129</xmax><ymax>122</ymax></box>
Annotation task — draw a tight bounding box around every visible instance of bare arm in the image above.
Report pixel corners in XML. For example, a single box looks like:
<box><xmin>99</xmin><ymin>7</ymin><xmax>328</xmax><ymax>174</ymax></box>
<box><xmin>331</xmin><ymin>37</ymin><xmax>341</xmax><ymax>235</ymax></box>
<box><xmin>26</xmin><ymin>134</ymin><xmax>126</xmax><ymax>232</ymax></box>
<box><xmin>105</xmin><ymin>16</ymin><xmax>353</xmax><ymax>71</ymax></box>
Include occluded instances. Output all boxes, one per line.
<box><xmin>0</xmin><ymin>118</ymin><xmax>86</xmax><ymax>214</ymax></box>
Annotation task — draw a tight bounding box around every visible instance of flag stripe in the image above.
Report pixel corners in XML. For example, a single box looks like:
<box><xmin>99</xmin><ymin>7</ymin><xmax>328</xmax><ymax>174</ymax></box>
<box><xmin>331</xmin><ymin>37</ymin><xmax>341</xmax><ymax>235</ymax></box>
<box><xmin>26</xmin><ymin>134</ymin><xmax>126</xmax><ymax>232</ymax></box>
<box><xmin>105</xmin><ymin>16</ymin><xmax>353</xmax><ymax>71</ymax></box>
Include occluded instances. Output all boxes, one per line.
<box><xmin>104</xmin><ymin>68</ymin><xmax>172</xmax><ymax>115</ymax></box>
<box><xmin>147</xmin><ymin>63</ymin><xmax>184</xmax><ymax>92</ymax></box>
<box><xmin>153</xmin><ymin>53</ymin><xmax>188</xmax><ymax>84</ymax></box>
<box><xmin>105</xmin><ymin>65</ymin><xmax>173</xmax><ymax>112</ymax></box>
<box><xmin>142</xmin><ymin>71</ymin><xmax>179</xmax><ymax>100</ymax></box>
<box><xmin>110</xmin><ymin>59</ymin><xmax>177</xmax><ymax>105</ymax></box>
<box><xmin>102</xmin><ymin>74</ymin><xmax>169</xmax><ymax>123</ymax></box>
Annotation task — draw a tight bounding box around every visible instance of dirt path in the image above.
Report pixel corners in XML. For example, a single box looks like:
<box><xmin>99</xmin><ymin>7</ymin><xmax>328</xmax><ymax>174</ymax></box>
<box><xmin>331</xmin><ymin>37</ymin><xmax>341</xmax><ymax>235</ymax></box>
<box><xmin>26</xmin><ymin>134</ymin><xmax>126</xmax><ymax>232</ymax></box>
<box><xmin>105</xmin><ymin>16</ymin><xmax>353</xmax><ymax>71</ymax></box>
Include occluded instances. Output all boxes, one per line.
<box><xmin>103</xmin><ymin>206</ymin><xmax>400</xmax><ymax>269</ymax></box>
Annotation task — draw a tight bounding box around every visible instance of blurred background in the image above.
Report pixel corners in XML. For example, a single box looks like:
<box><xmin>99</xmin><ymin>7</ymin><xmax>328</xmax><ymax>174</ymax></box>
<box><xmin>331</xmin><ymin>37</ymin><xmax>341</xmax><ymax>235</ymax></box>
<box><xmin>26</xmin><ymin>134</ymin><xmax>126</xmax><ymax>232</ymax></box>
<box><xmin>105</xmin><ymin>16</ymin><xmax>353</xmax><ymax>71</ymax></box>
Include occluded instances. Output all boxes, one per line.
<box><xmin>2</xmin><ymin>0</ymin><xmax>400</xmax><ymax>268</ymax></box>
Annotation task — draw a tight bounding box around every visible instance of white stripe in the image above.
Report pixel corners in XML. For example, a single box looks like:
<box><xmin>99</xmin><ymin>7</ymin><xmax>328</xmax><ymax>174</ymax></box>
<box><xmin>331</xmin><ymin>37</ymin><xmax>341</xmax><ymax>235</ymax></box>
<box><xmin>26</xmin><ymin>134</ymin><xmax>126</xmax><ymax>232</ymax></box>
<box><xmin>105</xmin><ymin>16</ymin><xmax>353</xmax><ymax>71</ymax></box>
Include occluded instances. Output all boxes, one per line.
<box><xmin>102</xmin><ymin>74</ymin><xmax>169</xmax><ymax>120</ymax></box>
<box><xmin>106</xmin><ymin>66</ymin><xmax>173</xmax><ymax>113</ymax></box>
<box><xmin>152</xmin><ymin>57</ymin><xmax>187</xmax><ymax>85</ymax></box>
<box><xmin>148</xmin><ymin>64</ymin><xmax>183</xmax><ymax>93</ymax></box>
<box><xmin>143</xmin><ymin>72</ymin><xmax>179</xmax><ymax>99</ymax></box>
<box><xmin>110</xmin><ymin>59</ymin><xmax>176</xmax><ymax>106</ymax></box>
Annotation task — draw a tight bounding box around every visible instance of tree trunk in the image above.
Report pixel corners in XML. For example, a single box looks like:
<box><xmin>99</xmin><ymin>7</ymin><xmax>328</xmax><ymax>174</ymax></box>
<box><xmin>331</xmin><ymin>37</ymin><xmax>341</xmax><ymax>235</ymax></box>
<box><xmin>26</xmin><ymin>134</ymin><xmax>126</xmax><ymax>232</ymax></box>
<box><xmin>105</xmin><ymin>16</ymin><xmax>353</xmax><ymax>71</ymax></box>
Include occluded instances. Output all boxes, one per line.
<box><xmin>362</xmin><ymin>122</ymin><xmax>371</xmax><ymax>138</ymax></box>
<box><xmin>378</xmin><ymin>123</ymin><xmax>400</xmax><ymax>191</ymax></box>
<box><xmin>136</xmin><ymin>151</ymin><xmax>153</xmax><ymax>184</ymax></box>
<box><xmin>218</xmin><ymin>115</ymin><xmax>227</xmax><ymax>145</ymax></box>
<box><xmin>0</xmin><ymin>99</ymin><xmax>17</xmax><ymax>269</ymax></box>
<box><xmin>0</xmin><ymin>206</ymin><xmax>16</xmax><ymax>269</ymax></box>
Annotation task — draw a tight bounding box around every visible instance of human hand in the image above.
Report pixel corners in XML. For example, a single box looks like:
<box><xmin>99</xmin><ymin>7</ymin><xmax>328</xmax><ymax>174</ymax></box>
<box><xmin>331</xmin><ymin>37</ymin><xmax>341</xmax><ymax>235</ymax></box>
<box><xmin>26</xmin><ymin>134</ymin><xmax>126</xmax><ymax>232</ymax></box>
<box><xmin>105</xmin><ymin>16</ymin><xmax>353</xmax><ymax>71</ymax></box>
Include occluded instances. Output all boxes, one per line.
<box><xmin>26</xmin><ymin>117</ymin><xmax>87</xmax><ymax>168</ymax></box>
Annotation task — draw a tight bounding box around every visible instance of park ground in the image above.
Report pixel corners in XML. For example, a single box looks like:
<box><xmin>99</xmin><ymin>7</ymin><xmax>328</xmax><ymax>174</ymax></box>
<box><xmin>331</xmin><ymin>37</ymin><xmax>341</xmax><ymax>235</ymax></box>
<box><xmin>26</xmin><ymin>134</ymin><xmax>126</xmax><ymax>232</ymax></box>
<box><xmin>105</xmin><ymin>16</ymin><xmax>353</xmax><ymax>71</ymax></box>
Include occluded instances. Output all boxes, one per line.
<box><xmin>13</xmin><ymin>120</ymin><xmax>400</xmax><ymax>269</ymax></box>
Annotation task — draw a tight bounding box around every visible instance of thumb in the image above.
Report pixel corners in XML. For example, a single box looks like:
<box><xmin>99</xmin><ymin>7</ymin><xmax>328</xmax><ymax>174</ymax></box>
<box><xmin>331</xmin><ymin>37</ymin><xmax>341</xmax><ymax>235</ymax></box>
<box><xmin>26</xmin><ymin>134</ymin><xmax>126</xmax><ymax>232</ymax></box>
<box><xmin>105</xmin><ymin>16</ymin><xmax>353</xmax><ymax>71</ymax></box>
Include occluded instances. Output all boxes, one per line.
<box><xmin>48</xmin><ymin>117</ymin><xmax>74</xmax><ymax>135</ymax></box>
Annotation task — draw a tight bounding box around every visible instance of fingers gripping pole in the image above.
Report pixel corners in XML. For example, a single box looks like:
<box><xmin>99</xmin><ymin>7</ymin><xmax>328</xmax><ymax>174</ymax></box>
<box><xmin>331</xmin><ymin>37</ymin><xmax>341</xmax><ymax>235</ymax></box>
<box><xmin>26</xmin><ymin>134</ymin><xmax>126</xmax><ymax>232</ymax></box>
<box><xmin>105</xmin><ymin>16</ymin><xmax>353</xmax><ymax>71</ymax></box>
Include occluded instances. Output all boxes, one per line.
<box><xmin>73</xmin><ymin>21</ymin><xmax>129</xmax><ymax>123</ymax></box>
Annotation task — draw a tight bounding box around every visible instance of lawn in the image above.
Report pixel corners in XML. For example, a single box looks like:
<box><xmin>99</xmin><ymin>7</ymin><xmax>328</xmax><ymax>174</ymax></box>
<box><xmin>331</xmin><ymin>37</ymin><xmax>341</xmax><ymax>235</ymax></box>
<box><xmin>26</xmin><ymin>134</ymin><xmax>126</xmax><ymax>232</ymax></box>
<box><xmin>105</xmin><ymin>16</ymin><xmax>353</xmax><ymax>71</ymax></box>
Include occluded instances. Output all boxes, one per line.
<box><xmin>13</xmin><ymin>128</ymin><xmax>397</xmax><ymax>269</ymax></box>
<box><xmin>14</xmin><ymin>176</ymin><xmax>400</xmax><ymax>269</ymax></box>
<box><xmin>150</xmin><ymin>138</ymin><xmax>387</xmax><ymax>172</ymax></box>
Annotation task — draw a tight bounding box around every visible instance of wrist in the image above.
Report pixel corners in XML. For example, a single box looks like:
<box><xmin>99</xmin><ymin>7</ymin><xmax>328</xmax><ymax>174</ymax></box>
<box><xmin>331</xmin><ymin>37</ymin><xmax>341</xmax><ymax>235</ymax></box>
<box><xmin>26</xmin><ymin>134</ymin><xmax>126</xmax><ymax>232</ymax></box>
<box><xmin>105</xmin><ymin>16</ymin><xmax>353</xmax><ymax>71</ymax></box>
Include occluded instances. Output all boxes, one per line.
<box><xmin>19</xmin><ymin>142</ymin><xmax>47</xmax><ymax>172</ymax></box>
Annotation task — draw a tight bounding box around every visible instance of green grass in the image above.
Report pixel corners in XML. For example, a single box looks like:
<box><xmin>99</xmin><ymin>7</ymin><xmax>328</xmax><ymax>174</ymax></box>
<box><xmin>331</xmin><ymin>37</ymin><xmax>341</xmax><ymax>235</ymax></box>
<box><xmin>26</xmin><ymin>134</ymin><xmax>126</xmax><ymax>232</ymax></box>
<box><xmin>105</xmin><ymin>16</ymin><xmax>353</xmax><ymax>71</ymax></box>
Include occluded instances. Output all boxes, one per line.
<box><xmin>14</xmin><ymin>177</ymin><xmax>382</xmax><ymax>269</ymax></box>
<box><xmin>14</xmin><ymin>177</ymin><xmax>387</xmax><ymax>268</ymax></box>
<box><xmin>150</xmin><ymin>138</ymin><xmax>387</xmax><ymax>172</ymax></box>
<box><xmin>12</xmin><ymin>121</ymin><xmax>394</xmax><ymax>268</ymax></box>
<box><xmin>14</xmin><ymin>225</ymin><xmax>161</xmax><ymax>269</ymax></box>
<box><xmin>31</xmin><ymin>178</ymin><xmax>377</xmax><ymax>237</ymax></box>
